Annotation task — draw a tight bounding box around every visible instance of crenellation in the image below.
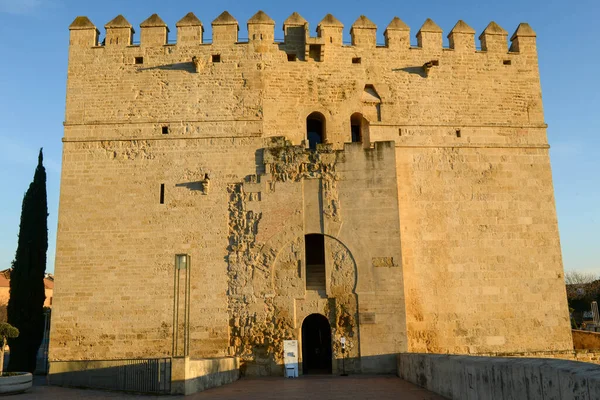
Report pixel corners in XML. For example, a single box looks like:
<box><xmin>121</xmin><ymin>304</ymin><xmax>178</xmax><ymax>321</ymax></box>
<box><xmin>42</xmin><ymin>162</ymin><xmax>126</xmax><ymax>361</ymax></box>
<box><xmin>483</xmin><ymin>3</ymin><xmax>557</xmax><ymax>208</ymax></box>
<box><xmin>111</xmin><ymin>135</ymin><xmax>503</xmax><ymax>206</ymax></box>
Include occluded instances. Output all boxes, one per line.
<box><xmin>105</xmin><ymin>15</ymin><xmax>134</xmax><ymax>47</ymax></box>
<box><xmin>509</xmin><ymin>23</ymin><xmax>537</xmax><ymax>53</ymax></box>
<box><xmin>176</xmin><ymin>12</ymin><xmax>204</xmax><ymax>45</ymax></box>
<box><xmin>384</xmin><ymin>17</ymin><xmax>410</xmax><ymax>50</ymax></box>
<box><xmin>139</xmin><ymin>13</ymin><xmax>169</xmax><ymax>47</ymax></box>
<box><xmin>416</xmin><ymin>18</ymin><xmax>443</xmax><ymax>49</ymax></box>
<box><xmin>247</xmin><ymin>10</ymin><xmax>275</xmax><ymax>44</ymax></box>
<box><xmin>479</xmin><ymin>22</ymin><xmax>508</xmax><ymax>53</ymax></box>
<box><xmin>69</xmin><ymin>12</ymin><xmax>538</xmax><ymax>63</ymax></box>
<box><xmin>211</xmin><ymin>11</ymin><xmax>239</xmax><ymax>45</ymax></box>
<box><xmin>283</xmin><ymin>12</ymin><xmax>308</xmax><ymax>60</ymax></box>
<box><xmin>316</xmin><ymin>14</ymin><xmax>344</xmax><ymax>46</ymax></box>
<box><xmin>448</xmin><ymin>20</ymin><xmax>476</xmax><ymax>51</ymax></box>
<box><xmin>350</xmin><ymin>16</ymin><xmax>377</xmax><ymax>48</ymax></box>
<box><xmin>68</xmin><ymin>16</ymin><xmax>99</xmax><ymax>47</ymax></box>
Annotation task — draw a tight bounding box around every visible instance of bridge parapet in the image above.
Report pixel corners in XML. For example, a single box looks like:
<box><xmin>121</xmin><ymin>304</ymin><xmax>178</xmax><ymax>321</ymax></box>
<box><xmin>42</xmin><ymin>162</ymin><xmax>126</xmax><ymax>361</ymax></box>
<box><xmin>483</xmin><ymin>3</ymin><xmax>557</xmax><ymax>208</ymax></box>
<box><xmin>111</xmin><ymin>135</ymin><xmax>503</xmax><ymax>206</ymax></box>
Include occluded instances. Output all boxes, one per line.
<box><xmin>398</xmin><ymin>353</ymin><xmax>600</xmax><ymax>399</ymax></box>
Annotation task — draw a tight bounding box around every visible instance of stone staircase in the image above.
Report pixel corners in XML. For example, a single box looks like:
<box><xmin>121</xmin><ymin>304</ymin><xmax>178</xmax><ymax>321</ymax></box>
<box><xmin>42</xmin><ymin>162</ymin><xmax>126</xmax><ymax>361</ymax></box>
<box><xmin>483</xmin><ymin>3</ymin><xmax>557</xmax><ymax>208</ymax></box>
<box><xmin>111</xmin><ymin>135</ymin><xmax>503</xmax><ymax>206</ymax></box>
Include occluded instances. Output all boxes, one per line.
<box><xmin>306</xmin><ymin>264</ymin><xmax>326</xmax><ymax>292</ymax></box>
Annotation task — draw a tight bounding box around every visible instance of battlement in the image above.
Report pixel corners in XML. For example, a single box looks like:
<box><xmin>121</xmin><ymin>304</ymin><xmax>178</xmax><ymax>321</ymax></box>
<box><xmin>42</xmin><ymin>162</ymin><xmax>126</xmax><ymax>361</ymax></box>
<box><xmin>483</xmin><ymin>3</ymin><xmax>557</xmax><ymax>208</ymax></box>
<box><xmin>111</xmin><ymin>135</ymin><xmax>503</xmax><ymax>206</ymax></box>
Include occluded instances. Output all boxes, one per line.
<box><xmin>69</xmin><ymin>11</ymin><xmax>536</xmax><ymax>54</ymax></box>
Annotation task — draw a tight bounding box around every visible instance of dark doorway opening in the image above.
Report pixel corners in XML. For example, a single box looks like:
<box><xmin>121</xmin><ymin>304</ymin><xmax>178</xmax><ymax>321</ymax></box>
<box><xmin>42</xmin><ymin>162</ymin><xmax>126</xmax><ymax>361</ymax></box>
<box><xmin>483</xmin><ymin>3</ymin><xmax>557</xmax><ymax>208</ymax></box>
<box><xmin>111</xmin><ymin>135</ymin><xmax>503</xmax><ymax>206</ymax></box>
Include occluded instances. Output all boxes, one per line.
<box><xmin>306</xmin><ymin>112</ymin><xmax>325</xmax><ymax>150</ymax></box>
<box><xmin>302</xmin><ymin>314</ymin><xmax>332</xmax><ymax>374</ymax></box>
<box><xmin>305</xmin><ymin>234</ymin><xmax>325</xmax><ymax>291</ymax></box>
<box><xmin>351</xmin><ymin>113</ymin><xmax>364</xmax><ymax>143</ymax></box>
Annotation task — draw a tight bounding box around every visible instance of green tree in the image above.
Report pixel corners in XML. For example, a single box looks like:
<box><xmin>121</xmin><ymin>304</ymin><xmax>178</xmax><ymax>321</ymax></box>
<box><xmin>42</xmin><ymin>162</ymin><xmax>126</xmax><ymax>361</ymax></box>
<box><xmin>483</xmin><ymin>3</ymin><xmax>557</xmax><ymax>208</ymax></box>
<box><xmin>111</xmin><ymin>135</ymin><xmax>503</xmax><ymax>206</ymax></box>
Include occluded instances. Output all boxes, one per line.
<box><xmin>0</xmin><ymin>323</ymin><xmax>19</xmax><ymax>375</ymax></box>
<box><xmin>7</xmin><ymin>149</ymin><xmax>48</xmax><ymax>373</ymax></box>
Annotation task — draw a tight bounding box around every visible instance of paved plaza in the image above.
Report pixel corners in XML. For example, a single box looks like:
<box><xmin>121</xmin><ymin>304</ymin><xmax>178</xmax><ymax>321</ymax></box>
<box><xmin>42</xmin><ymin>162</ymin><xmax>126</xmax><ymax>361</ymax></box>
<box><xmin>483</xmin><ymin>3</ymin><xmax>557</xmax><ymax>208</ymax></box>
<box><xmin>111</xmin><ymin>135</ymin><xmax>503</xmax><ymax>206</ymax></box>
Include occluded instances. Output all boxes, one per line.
<box><xmin>20</xmin><ymin>375</ymin><xmax>445</xmax><ymax>399</ymax></box>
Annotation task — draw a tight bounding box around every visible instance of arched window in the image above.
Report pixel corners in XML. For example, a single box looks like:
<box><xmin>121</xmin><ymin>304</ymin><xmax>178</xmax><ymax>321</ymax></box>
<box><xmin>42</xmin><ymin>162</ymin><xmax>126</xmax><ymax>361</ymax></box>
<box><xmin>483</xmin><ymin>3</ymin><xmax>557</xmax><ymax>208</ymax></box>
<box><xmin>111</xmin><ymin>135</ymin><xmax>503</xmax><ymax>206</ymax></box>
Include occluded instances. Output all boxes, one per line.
<box><xmin>306</xmin><ymin>112</ymin><xmax>326</xmax><ymax>150</ymax></box>
<box><xmin>351</xmin><ymin>113</ymin><xmax>364</xmax><ymax>143</ymax></box>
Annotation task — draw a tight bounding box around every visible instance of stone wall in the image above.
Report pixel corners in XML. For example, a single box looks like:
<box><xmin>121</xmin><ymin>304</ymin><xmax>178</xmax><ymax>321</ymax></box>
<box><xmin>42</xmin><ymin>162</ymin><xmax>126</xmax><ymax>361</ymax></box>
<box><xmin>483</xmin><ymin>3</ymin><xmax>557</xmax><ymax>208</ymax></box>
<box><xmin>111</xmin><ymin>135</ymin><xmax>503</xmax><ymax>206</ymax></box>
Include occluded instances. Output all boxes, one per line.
<box><xmin>573</xmin><ymin>330</ymin><xmax>600</xmax><ymax>350</ymax></box>
<box><xmin>50</xmin><ymin>10</ymin><xmax>572</xmax><ymax>376</ymax></box>
<box><xmin>171</xmin><ymin>357</ymin><xmax>240</xmax><ymax>395</ymax></box>
<box><xmin>398</xmin><ymin>353</ymin><xmax>600</xmax><ymax>399</ymax></box>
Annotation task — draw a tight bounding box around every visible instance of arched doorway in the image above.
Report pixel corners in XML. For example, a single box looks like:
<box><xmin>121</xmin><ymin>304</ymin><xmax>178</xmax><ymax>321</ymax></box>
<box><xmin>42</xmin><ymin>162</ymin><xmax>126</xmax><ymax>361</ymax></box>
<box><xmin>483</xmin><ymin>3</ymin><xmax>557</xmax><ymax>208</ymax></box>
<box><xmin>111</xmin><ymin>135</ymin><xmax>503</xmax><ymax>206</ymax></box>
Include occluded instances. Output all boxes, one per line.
<box><xmin>306</xmin><ymin>112</ymin><xmax>326</xmax><ymax>150</ymax></box>
<box><xmin>350</xmin><ymin>113</ymin><xmax>364</xmax><ymax>143</ymax></box>
<box><xmin>301</xmin><ymin>314</ymin><xmax>332</xmax><ymax>374</ymax></box>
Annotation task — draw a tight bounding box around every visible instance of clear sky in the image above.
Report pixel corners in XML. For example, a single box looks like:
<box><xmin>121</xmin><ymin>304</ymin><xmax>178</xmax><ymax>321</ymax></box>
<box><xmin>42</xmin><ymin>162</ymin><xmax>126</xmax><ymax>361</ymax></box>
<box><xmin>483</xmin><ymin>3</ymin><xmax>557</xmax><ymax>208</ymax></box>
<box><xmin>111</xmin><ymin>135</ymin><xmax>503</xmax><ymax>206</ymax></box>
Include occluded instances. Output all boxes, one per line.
<box><xmin>0</xmin><ymin>0</ymin><xmax>598</xmax><ymax>276</ymax></box>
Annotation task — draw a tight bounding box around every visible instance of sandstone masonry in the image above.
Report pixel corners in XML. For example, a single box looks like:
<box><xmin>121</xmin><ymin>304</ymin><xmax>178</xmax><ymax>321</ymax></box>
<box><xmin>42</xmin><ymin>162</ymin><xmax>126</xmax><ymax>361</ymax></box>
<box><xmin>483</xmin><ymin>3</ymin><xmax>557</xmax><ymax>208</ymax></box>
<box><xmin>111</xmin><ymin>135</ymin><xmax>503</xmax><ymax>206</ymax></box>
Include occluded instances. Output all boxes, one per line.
<box><xmin>49</xmin><ymin>10</ymin><xmax>572</xmax><ymax>376</ymax></box>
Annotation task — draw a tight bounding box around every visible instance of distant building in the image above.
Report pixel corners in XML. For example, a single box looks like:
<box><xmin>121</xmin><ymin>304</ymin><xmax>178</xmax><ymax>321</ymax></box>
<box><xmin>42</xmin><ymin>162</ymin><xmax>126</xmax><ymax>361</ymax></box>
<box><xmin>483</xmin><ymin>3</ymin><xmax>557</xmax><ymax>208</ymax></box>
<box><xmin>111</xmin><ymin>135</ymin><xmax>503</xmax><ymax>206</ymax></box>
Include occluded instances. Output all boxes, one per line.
<box><xmin>0</xmin><ymin>269</ymin><xmax>54</xmax><ymax>321</ymax></box>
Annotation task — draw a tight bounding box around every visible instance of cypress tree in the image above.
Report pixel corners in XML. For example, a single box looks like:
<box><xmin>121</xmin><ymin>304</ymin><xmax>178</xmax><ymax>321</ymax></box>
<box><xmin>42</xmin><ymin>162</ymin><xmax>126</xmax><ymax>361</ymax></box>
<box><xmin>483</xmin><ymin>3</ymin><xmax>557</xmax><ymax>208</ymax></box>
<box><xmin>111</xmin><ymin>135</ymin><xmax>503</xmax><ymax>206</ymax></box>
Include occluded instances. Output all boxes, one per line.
<box><xmin>7</xmin><ymin>149</ymin><xmax>48</xmax><ymax>373</ymax></box>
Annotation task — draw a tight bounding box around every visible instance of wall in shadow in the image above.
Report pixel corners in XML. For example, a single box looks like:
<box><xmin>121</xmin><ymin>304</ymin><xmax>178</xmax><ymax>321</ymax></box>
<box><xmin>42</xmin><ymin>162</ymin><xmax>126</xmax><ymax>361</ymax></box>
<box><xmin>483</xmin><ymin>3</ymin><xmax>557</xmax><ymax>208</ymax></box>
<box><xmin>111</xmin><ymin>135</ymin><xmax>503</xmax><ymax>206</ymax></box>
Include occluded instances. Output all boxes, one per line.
<box><xmin>398</xmin><ymin>353</ymin><xmax>600</xmax><ymax>399</ymax></box>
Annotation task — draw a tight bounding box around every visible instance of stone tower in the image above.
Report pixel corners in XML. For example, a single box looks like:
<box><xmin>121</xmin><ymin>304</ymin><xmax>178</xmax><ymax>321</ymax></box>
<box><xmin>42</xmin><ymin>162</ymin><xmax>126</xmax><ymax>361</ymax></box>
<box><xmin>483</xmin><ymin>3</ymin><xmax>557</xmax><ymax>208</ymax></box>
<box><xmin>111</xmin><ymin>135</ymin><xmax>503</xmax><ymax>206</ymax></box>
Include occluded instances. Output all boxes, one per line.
<box><xmin>50</xmin><ymin>11</ymin><xmax>571</xmax><ymax>378</ymax></box>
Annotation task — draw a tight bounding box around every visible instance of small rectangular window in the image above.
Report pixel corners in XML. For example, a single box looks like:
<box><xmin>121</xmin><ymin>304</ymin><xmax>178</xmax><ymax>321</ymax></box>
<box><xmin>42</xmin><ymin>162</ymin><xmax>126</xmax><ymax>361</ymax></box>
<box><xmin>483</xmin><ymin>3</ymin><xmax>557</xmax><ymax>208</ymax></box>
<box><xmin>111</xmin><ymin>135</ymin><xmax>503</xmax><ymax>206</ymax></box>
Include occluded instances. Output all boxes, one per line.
<box><xmin>352</xmin><ymin>57</ymin><xmax>361</xmax><ymax>64</ymax></box>
<box><xmin>503</xmin><ymin>60</ymin><xmax>512</xmax><ymax>65</ymax></box>
<box><xmin>287</xmin><ymin>54</ymin><xmax>297</xmax><ymax>62</ymax></box>
<box><xmin>212</xmin><ymin>54</ymin><xmax>221</xmax><ymax>63</ymax></box>
<box><xmin>160</xmin><ymin>184</ymin><xmax>165</xmax><ymax>204</ymax></box>
<box><xmin>456</xmin><ymin>129</ymin><xmax>462</xmax><ymax>138</ymax></box>
<box><xmin>162</xmin><ymin>126</ymin><xmax>169</xmax><ymax>135</ymax></box>
<box><xmin>135</xmin><ymin>57</ymin><xmax>144</xmax><ymax>65</ymax></box>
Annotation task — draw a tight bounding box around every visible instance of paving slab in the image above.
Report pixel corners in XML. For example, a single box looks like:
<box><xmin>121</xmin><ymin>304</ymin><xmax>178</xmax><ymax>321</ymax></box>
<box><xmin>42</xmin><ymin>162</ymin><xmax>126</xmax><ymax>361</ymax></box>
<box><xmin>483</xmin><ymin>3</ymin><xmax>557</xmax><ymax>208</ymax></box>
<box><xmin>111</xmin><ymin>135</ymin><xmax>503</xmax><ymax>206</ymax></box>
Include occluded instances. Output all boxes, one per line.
<box><xmin>21</xmin><ymin>375</ymin><xmax>446</xmax><ymax>399</ymax></box>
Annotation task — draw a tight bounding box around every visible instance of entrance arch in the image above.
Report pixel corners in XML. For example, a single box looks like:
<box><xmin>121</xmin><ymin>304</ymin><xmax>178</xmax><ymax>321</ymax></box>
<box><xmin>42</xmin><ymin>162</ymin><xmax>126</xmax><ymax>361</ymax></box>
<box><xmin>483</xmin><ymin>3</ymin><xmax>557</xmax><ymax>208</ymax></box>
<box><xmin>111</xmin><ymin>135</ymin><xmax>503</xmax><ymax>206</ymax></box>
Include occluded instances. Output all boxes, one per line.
<box><xmin>301</xmin><ymin>314</ymin><xmax>332</xmax><ymax>374</ymax></box>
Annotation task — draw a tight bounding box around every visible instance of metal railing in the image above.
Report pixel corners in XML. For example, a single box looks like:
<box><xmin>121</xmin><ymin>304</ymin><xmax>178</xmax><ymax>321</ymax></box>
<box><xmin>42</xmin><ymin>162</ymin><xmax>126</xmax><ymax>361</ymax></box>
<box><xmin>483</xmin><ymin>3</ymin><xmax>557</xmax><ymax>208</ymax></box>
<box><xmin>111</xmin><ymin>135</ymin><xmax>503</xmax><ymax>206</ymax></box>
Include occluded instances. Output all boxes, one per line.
<box><xmin>52</xmin><ymin>358</ymin><xmax>171</xmax><ymax>394</ymax></box>
<box><xmin>116</xmin><ymin>358</ymin><xmax>171</xmax><ymax>394</ymax></box>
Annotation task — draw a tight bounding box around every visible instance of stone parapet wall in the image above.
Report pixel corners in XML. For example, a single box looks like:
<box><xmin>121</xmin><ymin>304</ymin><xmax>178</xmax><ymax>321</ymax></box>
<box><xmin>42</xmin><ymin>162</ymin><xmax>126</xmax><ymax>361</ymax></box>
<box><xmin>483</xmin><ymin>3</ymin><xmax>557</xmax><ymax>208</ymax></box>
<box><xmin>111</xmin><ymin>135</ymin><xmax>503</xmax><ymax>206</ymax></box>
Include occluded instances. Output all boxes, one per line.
<box><xmin>398</xmin><ymin>353</ymin><xmax>600</xmax><ymax>399</ymax></box>
<box><xmin>171</xmin><ymin>357</ymin><xmax>240</xmax><ymax>395</ymax></box>
<box><xmin>573</xmin><ymin>330</ymin><xmax>600</xmax><ymax>350</ymax></box>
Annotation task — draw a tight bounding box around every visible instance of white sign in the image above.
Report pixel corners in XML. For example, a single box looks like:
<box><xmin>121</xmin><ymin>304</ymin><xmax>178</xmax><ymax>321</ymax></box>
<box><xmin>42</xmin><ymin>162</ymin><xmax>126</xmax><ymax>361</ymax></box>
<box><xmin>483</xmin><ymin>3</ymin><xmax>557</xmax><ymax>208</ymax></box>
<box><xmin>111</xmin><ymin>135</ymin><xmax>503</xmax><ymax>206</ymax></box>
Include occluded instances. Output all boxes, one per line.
<box><xmin>340</xmin><ymin>337</ymin><xmax>346</xmax><ymax>344</ymax></box>
<box><xmin>283</xmin><ymin>340</ymin><xmax>298</xmax><ymax>378</ymax></box>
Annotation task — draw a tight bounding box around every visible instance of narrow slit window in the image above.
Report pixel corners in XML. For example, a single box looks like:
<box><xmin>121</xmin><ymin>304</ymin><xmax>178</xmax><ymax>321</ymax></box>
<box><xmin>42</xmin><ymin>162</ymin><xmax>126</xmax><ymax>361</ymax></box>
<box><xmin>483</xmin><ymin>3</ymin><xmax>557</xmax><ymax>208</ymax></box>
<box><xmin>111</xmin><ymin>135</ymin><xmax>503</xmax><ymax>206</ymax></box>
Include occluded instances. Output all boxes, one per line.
<box><xmin>160</xmin><ymin>184</ymin><xmax>165</xmax><ymax>204</ymax></box>
<box><xmin>212</xmin><ymin>54</ymin><xmax>221</xmax><ymax>63</ymax></box>
<box><xmin>287</xmin><ymin>54</ymin><xmax>297</xmax><ymax>62</ymax></box>
<box><xmin>309</xmin><ymin>45</ymin><xmax>321</xmax><ymax>62</ymax></box>
<box><xmin>352</xmin><ymin>57</ymin><xmax>361</xmax><ymax>64</ymax></box>
<box><xmin>135</xmin><ymin>57</ymin><xmax>144</xmax><ymax>65</ymax></box>
<box><xmin>305</xmin><ymin>234</ymin><xmax>326</xmax><ymax>291</ymax></box>
<box><xmin>456</xmin><ymin>129</ymin><xmax>462</xmax><ymax>138</ymax></box>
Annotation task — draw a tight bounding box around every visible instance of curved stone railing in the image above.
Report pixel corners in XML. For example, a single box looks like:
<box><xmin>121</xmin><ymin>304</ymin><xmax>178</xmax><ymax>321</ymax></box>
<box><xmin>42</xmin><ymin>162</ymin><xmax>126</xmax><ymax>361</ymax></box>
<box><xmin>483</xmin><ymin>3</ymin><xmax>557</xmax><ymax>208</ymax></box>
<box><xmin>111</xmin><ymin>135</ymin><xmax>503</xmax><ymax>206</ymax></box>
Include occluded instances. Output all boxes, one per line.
<box><xmin>398</xmin><ymin>353</ymin><xmax>600</xmax><ymax>399</ymax></box>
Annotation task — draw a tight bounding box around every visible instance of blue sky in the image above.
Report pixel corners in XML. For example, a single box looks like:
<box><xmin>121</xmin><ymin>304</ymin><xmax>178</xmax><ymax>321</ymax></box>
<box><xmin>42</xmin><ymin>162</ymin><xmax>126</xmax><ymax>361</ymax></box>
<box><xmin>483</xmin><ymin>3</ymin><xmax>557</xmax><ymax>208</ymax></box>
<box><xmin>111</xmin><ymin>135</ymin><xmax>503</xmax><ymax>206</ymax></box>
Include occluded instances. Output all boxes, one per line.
<box><xmin>0</xmin><ymin>0</ymin><xmax>598</xmax><ymax>275</ymax></box>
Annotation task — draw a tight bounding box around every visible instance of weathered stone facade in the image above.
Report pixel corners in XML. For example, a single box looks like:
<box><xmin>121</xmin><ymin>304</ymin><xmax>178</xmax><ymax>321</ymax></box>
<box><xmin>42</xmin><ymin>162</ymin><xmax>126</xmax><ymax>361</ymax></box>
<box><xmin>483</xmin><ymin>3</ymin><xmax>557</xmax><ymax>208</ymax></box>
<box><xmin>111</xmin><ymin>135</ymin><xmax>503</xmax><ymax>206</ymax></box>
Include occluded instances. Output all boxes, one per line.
<box><xmin>49</xmin><ymin>11</ymin><xmax>572</xmax><ymax>375</ymax></box>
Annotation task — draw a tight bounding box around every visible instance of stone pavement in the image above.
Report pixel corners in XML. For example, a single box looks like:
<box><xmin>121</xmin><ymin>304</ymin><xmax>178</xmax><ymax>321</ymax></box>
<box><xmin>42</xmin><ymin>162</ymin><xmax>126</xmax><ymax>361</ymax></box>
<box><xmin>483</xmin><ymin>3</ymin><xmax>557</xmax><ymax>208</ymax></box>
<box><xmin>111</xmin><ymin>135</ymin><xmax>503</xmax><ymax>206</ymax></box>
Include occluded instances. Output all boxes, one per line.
<box><xmin>21</xmin><ymin>375</ymin><xmax>446</xmax><ymax>399</ymax></box>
